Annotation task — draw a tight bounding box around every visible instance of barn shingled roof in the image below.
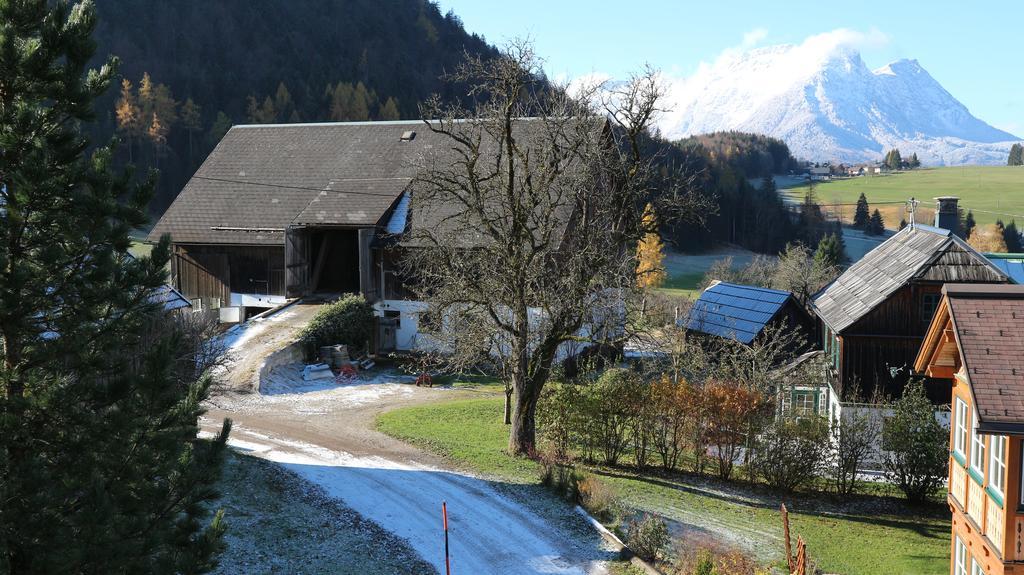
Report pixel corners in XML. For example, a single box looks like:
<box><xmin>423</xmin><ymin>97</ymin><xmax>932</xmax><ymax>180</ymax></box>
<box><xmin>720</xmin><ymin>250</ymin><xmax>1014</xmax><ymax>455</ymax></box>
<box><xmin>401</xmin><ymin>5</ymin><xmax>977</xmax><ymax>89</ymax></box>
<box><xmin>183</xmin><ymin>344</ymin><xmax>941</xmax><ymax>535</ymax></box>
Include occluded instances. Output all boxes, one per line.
<box><xmin>148</xmin><ymin>121</ymin><xmax>450</xmax><ymax>245</ymax></box>
<box><xmin>685</xmin><ymin>281</ymin><xmax>797</xmax><ymax>345</ymax></box>
<box><xmin>149</xmin><ymin>118</ymin><xmax>606</xmax><ymax>246</ymax></box>
<box><xmin>812</xmin><ymin>224</ymin><xmax>1008</xmax><ymax>333</ymax></box>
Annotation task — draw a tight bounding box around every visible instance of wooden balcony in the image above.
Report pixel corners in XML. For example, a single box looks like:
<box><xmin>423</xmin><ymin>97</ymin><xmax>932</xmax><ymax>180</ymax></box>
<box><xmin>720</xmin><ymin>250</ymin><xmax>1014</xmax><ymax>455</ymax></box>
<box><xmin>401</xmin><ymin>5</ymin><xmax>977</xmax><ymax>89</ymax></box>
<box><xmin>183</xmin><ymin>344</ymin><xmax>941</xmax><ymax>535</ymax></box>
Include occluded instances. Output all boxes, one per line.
<box><xmin>986</xmin><ymin>498</ymin><xmax>1004</xmax><ymax>555</ymax></box>
<box><xmin>951</xmin><ymin>462</ymin><xmax>967</xmax><ymax>506</ymax></box>
<box><xmin>968</xmin><ymin>478</ymin><xmax>985</xmax><ymax>528</ymax></box>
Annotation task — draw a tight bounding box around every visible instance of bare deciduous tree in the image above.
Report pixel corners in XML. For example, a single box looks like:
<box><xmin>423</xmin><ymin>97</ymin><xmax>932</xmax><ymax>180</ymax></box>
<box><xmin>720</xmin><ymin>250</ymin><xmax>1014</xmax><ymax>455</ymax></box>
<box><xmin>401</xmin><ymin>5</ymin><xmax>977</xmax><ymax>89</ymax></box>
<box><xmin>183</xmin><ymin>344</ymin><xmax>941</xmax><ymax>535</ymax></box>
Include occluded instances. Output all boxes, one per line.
<box><xmin>405</xmin><ymin>41</ymin><xmax>705</xmax><ymax>455</ymax></box>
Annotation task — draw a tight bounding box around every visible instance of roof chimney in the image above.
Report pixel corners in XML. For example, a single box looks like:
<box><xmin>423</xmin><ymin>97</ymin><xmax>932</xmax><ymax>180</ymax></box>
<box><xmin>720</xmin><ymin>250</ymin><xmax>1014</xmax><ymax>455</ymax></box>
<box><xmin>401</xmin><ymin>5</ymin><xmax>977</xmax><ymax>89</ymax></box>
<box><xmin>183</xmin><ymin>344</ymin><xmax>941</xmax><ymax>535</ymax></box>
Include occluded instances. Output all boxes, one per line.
<box><xmin>933</xmin><ymin>196</ymin><xmax>960</xmax><ymax>234</ymax></box>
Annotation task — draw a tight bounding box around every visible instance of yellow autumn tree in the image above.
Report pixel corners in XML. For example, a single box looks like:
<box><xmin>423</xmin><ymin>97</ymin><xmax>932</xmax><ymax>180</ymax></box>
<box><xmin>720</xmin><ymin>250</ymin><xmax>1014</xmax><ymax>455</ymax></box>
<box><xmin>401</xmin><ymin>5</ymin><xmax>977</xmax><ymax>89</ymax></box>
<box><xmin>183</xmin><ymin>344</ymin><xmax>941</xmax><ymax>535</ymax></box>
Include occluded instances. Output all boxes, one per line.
<box><xmin>968</xmin><ymin>223</ymin><xmax>1008</xmax><ymax>253</ymax></box>
<box><xmin>115</xmin><ymin>79</ymin><xmax>140</xmax><ymax>161</ymax></box>
<box><xmin>636</xmin><ymin>203</ymin><xmax>667</xmax><ymax>288</ymax></box>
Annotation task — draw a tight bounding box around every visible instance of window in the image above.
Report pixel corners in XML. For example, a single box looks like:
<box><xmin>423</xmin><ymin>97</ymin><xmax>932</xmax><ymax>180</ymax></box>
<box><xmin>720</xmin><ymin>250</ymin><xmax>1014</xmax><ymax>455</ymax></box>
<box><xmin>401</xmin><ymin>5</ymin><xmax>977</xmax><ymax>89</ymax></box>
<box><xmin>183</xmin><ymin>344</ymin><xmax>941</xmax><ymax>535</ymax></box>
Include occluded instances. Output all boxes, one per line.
<box><xmin>922</xmin><ymin>293</ymin><xmax>942</xmax><ymax>322</ymax></box>
<box><xmin>971</xmin><ymin>557</ymin><xmax>983</xmax><ymax>575</ymax></box>
<box><xmin>793</xmin><ymin>391</ymin><xmax>817</xmax><ymax>417</ymax></box>
<box><xmin>954</xmin><ymin>398</ymin><xmax>968</xmax><ymax>458</ymax></box>
<box><xmin>954</xmin><ymin>536</ymin><xmax>967</xmax><ymax>575</ymax></box>
<box><xmin>971</xmin><ymin>412</ymin><xmax>986</xmax><ymax>477</ymax></box>
<box><xmin>990</xmin><ymin>435</ymin><xmax>1007</xmax><ymax>497</ymax></box>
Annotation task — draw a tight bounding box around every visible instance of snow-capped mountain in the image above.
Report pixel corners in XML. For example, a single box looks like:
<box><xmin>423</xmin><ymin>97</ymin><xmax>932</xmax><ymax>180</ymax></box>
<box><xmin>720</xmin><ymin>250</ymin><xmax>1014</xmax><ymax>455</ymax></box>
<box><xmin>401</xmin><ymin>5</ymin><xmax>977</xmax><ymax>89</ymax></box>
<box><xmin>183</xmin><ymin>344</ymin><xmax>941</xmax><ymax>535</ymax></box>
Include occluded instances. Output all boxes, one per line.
<box><xmin>657</xmin><ymin>44</ymin><xmax>1019</xmax><ymax>165</ymax></box>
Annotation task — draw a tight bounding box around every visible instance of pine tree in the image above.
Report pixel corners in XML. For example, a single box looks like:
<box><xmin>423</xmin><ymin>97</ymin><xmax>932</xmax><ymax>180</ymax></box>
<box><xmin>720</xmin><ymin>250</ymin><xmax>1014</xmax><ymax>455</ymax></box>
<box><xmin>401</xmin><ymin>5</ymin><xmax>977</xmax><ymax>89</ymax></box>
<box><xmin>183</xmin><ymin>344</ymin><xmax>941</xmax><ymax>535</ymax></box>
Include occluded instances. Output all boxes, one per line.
<box><xmin>853</xmin><ymin>192</ymin><xmax>870</xmax><ymax>229</ymax></box>
<box><xmin>885</xmin><ymin>148</ymin><xmax>902</xmax><ymax>171</ymax></box>
<box><xmin>867</xmin><ymin>208</ymin><xmax>885</xmax><ymax>235</ymax></box>
<box><xmin>0</xmin><ymin>2</ymin><xmax>229</xmax><ymax>572</ymax></box>
<box><xmin>636</xmin><ymin>204</ymin><xmax>667</xmax><ymax>288</ymax></box>
<box><xmin>963</xmin><ymin>210</ymin><xmax>977</xmax><ymax>240</ymax></box>
<box><xmin>1004</xmin><ymin>220</ymin><xmax>1022</xmax><ymax>252</ymax></box>
<box><xmin>379</xmin><ymin>97</ymin><xmax>401</xmax><ymax>121</ymax></box>
<box><xmin>180</xmin><ymin>97</ymin><xmax>202</xmax><ymax>167</ymax></box>
<box><xmin>207</xmin><ymin>111</ymin><xmax>232</xmax><ymax>147</ymax></box>
<box><xmin>351</xmin><ymin>82</ymin><xmax>371</xmax><ymax>121</ymax></box>
<box><xmin>115</xmin><ymin>79</ymin><xmax>141</xmax><ymax>162</ymax></box>
<box><xmin>147</xmin><ymin>112</ymin><xmax>169</xmax><ymax>166</ymax></box>
<box><xmin>759</xmin><ymin>175</ymin><xmax>776</xmax><ymax>194</ymax></box>
<box><xmin>908</xmin><ymin>153</ymin><xmax>921</xmax><ymax>169</ymax></box>
<box><xmin>330</xmin><ymin>82</ymin><xmax>354</xmax><ymax>121</ymax></box>
<box><xmin>814</xmin><ymin>233</ymin><xmax>845</xmax><ymax>268</ymax></box>
<box><xmin>274</xmin><ymin>81</ymin><xmax>294</xmax><ymax>121</ymax></box>
<box><xmin>259</xmin><ymin>95</ymin><xmax>277</xmax><ymax>123</ymax></box>
<box><xmin>1009</xmin><ymin>143</ymin><xmax>1024</xmax><ymax>166</ymax></box>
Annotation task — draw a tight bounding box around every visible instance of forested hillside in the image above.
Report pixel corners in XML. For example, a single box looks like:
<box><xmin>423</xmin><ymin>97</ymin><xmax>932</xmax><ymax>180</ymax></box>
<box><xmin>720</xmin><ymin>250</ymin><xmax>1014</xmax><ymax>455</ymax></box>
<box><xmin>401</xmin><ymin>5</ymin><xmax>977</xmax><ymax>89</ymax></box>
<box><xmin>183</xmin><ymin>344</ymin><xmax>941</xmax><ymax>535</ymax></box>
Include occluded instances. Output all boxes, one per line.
<box><xmin>676</xmin><ymin>131</ymin><xmax>799</xmax><ymax>178</ymax></box>
<box><xmin>87</xmin><ymin>0</ymin><xmax>498</xmax><ymax>215</ymax></box>
<box><xmin>667</xmin><ymin>133</ymin><xmax>826</xmax><ymax>254</ymax></box>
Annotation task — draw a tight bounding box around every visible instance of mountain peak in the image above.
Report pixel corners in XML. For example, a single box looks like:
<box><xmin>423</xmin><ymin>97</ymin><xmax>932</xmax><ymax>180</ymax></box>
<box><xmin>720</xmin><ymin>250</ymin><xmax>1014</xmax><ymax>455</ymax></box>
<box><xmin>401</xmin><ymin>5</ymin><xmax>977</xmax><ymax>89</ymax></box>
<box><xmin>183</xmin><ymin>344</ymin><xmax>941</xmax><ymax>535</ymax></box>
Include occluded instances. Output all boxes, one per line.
<box><xmin>658</xmin><ymin>43</ymin><xmax>1018</xmax><ymax>165</ymax></box>
<box><xmin>873</xmin><ymin>58</ymin><xmax>924</xmax><ymax>77</ymax></box>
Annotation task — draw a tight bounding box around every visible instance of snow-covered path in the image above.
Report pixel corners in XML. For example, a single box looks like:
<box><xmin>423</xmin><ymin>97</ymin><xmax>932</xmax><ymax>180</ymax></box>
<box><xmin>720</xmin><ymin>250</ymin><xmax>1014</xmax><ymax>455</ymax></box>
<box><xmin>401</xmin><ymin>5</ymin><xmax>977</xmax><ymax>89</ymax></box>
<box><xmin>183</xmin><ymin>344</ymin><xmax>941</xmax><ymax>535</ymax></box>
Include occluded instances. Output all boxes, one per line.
<box><xmin>212</xmin><ymin>422</ymin><xmax>611</xmax><ymax>574</ymax></box>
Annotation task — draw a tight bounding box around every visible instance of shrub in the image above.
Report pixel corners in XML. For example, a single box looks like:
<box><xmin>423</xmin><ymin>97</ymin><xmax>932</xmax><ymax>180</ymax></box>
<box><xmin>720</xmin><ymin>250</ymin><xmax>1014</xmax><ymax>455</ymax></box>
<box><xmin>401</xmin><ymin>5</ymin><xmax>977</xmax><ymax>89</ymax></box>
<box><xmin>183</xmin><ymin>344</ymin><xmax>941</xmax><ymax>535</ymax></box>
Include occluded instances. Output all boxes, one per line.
<box><xmin>704</xmin><ymin>381</ymin><xmax>768</xmax><ymax>480</ymax></box>
<box><xmin>537</xmin><ymin>382</ymin><xmax>583</xmax><ymax>461</ymax></box>
<box><xmin>625</xmin><ymin>514</ymin><xmax>669</xmax><ymax>562</ymax></box>
<box><xmin>692</xmin><ymin>550</ymin><xmax>716</xmax><ymax>575</ymax></box>
<box><xmin>538</xmin><ymin>459</ymin><xmax>583</xmax><ymax>503</ymax></box>
<box><xmin>576</xmin><ymin>475</ymin><xmax>619</xmax><ymax>521</ymax></box>
<box><xmin>299</xmin><ymin>294</ymin><xmax>375</xmax><ymax>354</ymax></box>
<box><xmin>828</xmin><ymin>406</ymin><xmax>881</xmax><ymax>496</ymax></box>
<box><xmin>674</xmin><ymin>545</ymin><xmax>766</xmax><ymax>575</ymax></box>
<box><xmin>590</xmin><ymin>368</ymin><xmax>643</xmax><ymax>466</ymax></box>
<box><xmin>883</xmin><ymin>380</ymin><xmax>948</xmax><ymax>503</ymax></box>
<box><xmin>751</xmin><ymin>417</ymin><xmax>829</xmax><ymax>493</ymax></box>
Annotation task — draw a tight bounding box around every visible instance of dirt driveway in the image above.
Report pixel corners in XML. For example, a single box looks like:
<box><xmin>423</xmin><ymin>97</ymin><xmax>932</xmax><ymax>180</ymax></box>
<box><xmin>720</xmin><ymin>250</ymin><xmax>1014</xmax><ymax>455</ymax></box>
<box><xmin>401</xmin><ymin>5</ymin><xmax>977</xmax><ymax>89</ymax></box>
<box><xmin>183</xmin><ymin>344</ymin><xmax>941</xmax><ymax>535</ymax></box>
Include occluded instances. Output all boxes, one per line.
<box><xmin>203</xmin><ymin>314</ymin><xmax>613</xmax><ymax>574</ymax></box>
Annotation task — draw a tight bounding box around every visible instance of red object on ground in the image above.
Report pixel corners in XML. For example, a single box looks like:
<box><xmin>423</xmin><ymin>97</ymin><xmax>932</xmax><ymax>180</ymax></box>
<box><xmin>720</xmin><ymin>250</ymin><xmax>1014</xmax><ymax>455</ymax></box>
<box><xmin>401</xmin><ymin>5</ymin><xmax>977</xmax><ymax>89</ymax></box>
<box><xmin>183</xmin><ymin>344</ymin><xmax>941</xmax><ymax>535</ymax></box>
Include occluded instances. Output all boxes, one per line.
<box><xmin>416</xmin><ymin>373</ymin><xmax>433</xmax><ymax>387</ymax></box>
<box><xmin>336</xmin><ymin>364</ymin><xmax>358</xmax><ymax>382</ymax></box>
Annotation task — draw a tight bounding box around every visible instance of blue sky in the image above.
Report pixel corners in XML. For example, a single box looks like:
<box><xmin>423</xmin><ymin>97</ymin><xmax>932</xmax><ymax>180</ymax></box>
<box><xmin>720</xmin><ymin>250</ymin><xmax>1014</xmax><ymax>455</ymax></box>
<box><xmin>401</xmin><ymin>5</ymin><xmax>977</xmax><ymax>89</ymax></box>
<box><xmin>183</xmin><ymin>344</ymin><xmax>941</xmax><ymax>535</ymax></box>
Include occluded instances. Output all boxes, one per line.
<box><xmin>437</xmin><ymin>0</ymin><xmax>1022</xmax><ymax>135</ymax></box>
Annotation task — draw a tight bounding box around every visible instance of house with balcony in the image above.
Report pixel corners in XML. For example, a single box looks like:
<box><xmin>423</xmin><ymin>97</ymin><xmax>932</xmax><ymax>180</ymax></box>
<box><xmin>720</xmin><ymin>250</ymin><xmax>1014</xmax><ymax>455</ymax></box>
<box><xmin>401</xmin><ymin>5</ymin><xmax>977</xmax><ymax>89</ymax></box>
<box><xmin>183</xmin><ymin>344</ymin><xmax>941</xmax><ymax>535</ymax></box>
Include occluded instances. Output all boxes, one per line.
<box><xmin>914</xmin><ymin>283</ymin><xmax>1024</xmax><ymax>574</ymax></box>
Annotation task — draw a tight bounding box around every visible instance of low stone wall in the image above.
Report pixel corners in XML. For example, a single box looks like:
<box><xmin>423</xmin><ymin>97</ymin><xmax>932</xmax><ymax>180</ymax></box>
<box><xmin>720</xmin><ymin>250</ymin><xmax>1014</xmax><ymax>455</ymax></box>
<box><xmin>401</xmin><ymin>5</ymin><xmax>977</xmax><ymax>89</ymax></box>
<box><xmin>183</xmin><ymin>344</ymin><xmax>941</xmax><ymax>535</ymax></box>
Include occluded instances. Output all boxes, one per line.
<box><xmin>256</xmin><ymin>340</ymin><xmax>305</xmax><ymax>393</ymax></box>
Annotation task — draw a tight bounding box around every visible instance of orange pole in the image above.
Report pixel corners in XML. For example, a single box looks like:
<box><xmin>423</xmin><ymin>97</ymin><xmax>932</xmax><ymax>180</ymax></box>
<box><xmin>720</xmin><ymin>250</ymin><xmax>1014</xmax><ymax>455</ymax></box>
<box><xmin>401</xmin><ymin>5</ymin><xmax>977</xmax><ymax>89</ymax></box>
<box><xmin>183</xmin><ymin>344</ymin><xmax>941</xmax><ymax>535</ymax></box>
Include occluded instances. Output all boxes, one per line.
<box><xmin>443</xmin><ymin>501</ymin><xmax>451</xmax><ymax>575</ymax></box>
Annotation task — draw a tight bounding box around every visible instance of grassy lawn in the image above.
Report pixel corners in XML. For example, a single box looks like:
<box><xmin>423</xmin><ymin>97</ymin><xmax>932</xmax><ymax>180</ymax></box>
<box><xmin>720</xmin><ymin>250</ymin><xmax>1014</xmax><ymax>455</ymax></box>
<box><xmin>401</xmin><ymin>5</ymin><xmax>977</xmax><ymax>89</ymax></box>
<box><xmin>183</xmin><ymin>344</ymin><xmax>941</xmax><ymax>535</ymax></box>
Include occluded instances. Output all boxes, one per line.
<box><xmin>378</xmin><ymin>394</ymin><xmax>950</xmax><ymax>575</ymax></box>
<box><xmin>784</xmin><ymin>166</ymin><xmax>1024</xmax><ymax>229</ymax></box>
<box><xmin>657</xmin><ymin>271</ymin><xmax>704</xmax><ymax>300</ymax></box>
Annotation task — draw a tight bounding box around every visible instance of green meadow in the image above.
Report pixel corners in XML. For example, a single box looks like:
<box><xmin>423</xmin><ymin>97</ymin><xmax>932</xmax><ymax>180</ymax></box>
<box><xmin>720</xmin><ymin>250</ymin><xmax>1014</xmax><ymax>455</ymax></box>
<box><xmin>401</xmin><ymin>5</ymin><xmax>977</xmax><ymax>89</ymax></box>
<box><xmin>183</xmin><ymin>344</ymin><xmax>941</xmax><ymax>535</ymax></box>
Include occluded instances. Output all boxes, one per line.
<box><xmin>784</xmin><ymin>166</ymin><xmax>1024</xmax><ymax>228</ymax></box>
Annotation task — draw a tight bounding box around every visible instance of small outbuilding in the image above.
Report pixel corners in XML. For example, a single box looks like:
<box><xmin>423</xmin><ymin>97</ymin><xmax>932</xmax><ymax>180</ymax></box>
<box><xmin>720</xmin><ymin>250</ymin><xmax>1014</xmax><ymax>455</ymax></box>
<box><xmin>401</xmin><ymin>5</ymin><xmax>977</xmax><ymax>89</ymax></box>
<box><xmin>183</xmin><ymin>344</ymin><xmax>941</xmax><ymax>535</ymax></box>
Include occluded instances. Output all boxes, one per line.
<box><xmin>684</xmin><ymin>281</ymin><xmax>813</xmax><ymax>346</ymax></box>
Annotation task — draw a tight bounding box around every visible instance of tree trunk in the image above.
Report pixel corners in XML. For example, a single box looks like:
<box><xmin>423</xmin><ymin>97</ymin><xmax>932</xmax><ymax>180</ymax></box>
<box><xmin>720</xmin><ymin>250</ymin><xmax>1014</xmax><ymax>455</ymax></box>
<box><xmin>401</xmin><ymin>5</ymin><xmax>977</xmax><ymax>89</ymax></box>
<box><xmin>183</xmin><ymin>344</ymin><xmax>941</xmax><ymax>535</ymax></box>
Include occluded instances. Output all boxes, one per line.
<box><xmin>508</xmin><ymin>378</ymin><xmax>540</xmax><ymax>456</ymax></box>
<box><xmin>503</xmin><ymin>386</ymin><xmax>512</xmax><ymax>425</ymax></box>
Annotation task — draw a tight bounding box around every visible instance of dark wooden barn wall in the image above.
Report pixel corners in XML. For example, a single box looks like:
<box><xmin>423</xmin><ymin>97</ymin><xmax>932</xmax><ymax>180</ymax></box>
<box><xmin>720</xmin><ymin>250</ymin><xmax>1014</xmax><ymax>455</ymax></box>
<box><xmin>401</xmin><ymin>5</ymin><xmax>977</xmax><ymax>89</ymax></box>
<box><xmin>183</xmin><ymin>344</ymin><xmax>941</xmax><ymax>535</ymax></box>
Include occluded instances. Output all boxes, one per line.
<box><xmin>173</xmin><ymin>244</ymin><xmax>285</xmax><ymax>303</ymax></box>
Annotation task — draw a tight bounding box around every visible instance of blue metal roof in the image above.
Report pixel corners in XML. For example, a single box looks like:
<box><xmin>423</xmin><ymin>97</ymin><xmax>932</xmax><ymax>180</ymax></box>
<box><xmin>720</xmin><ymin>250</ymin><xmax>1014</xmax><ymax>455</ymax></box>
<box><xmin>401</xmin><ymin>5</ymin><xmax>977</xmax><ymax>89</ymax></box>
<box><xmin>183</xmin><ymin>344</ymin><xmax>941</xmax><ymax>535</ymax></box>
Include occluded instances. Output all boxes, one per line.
<box><xmin>685</xmin><ymin>281</ymin><xmax>793</xmax><ymax>344</ymax></box>
<box><xmin>985</xmin><ymin>254</ymin><xmax>1024</xmax><ymax>284</ymax></box>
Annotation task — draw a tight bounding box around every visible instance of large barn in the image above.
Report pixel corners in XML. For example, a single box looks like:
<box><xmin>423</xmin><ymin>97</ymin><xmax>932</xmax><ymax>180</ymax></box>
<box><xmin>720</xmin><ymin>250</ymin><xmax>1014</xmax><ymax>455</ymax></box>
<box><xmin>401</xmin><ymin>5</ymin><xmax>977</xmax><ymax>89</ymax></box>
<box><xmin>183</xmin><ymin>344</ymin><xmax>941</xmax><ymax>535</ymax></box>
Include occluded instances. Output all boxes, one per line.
<box><xmin>149</xmin><ymin>118</ymin><xmax>605</xmax><ymax>351</ymax></box>
<box><xmin>148</xmin><ymin>121</ymin><xmax>440</xmax><ymax>314</ymax></box>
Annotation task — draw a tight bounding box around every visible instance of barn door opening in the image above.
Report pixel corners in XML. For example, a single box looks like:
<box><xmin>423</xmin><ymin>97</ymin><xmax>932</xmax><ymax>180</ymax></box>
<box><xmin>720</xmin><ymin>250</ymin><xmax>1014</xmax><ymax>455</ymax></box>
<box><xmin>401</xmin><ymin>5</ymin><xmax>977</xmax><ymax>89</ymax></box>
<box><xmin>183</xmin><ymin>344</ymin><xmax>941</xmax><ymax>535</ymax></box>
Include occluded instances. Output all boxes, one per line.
<box><xmin>285</xmin><ymin>226</ymin><xmax>309</xmax><ymax>298</ymax></box>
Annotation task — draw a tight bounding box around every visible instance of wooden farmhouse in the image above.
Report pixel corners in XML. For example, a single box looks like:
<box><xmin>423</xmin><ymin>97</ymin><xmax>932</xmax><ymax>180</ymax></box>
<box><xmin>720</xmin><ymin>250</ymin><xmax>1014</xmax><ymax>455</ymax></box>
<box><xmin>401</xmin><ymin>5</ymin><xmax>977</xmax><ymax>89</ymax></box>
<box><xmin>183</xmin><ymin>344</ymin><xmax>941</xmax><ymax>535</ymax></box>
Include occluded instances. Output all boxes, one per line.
<box><xmin>811</xmin><ymin>209</ymin><xmax>1009</xmax><ymax>410</ymax></box>
<box><xmin>915</xmin><ymin>284</ymin><xmax>1024</xmax><ymax>575</ymax></box>
<box><xmin>149</xmin><ymin>118</ymin><xmax>604</xmax><ymax>351</ymax></box>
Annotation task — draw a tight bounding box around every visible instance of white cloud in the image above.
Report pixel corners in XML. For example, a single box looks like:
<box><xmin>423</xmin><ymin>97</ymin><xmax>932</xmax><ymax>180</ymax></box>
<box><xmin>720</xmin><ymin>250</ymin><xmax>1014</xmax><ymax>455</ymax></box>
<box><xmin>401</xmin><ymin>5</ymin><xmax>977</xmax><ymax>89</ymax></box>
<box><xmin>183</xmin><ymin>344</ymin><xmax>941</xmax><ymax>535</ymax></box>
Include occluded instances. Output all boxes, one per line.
<box><xmin>740</xmin><ymin>28</ymin><xmax>768</xmax><ymax>49</ymax></box>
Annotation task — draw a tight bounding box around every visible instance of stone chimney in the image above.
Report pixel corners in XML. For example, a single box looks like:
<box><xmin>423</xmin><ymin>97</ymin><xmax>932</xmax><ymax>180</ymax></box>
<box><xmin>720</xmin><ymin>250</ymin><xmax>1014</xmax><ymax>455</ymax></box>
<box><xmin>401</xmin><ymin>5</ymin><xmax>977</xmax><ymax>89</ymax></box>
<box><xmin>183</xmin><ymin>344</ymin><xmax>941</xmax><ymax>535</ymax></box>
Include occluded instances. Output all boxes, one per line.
<box><xmin>933</xmin><ymin>196</ymin><xmax>960</xmax><ymax>234</ymax></box>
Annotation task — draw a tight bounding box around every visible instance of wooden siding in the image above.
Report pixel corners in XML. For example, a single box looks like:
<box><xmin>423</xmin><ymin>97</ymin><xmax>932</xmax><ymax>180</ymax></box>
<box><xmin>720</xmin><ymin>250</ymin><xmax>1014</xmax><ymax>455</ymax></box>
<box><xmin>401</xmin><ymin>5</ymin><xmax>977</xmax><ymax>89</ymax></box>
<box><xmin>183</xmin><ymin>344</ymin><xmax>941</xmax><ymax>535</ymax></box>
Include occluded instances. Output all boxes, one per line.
<box><xmin>836</xmin><ymin>283</ymin><xmax>955</xmax><ymax>399</ymax></box>
<box><xmin>173</xmin><ymin>244</ymin><xmax>285</xmax><ymax>304</ymax></box>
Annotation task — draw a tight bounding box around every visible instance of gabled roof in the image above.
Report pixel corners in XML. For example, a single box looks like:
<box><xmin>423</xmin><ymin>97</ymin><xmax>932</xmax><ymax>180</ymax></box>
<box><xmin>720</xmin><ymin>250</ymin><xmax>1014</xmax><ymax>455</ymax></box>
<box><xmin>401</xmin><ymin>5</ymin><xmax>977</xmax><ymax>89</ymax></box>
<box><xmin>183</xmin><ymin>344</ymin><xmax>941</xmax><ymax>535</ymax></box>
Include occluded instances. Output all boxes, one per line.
<box><xmin>149</xmin><ymin>118</ymin><xmax>607</xmax><ymax>247</ymax></box>
<box><xmin>685</xmin><ymin>281</ymin><xmax>797</xmax><ymax>345</ymax></box>
<box><xmin>812</xmin><ymin>224</ymin><xmax>1008</xmax><ymax>333</ymax></box>
<box><xmin>916</xmin><ymin>284</ymin><xmax>1024</xmax><ymax>433</ymax></box>
<box><xmin>149</xmin><ymin>121</ymin><xmax>439</xmax><ymax>245</ymax></box>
